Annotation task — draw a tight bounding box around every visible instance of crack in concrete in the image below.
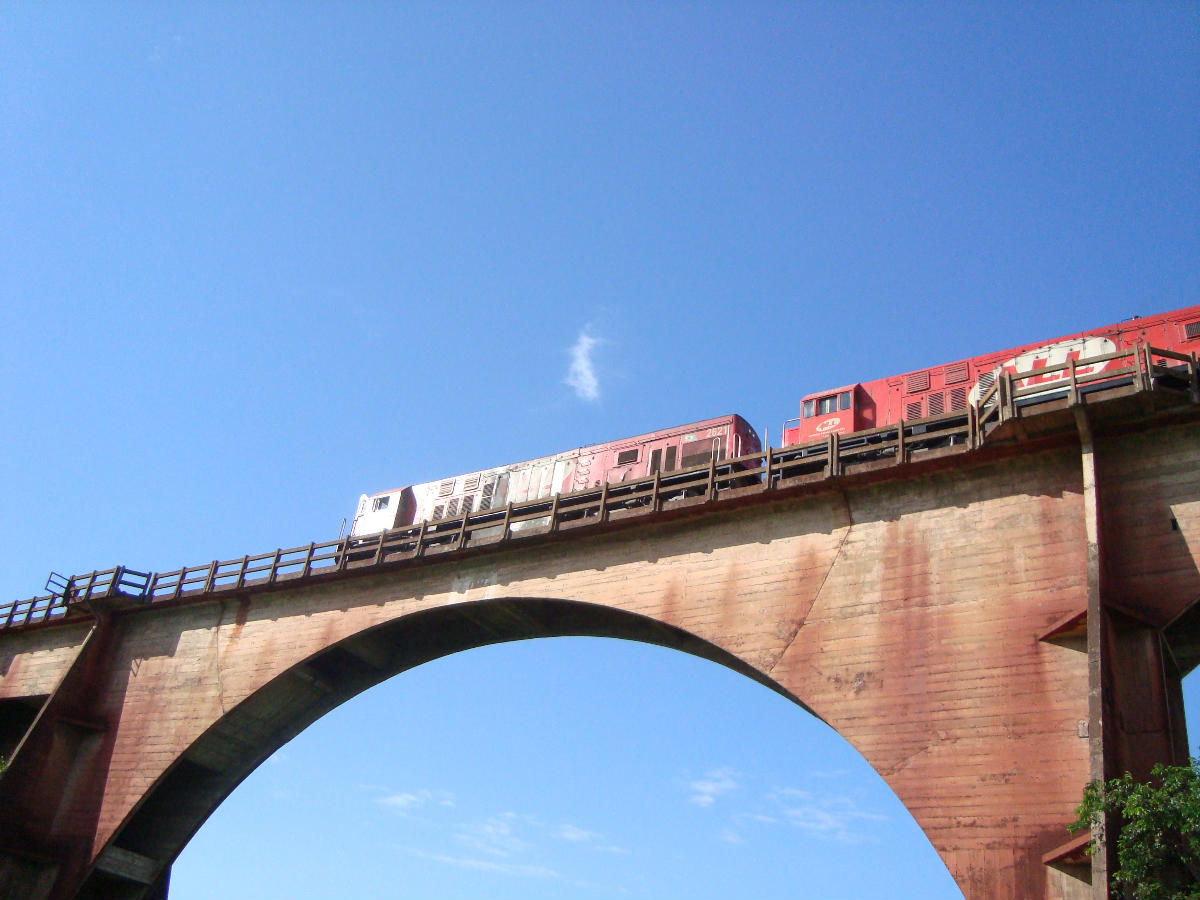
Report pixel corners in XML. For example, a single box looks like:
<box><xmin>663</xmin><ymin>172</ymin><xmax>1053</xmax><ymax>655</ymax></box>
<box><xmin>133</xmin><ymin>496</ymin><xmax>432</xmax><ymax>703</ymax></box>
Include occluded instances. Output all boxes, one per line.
<box><xmin>879</xmin><ymin>730</ymin><xmax>954</xmax><ymax>777</ymax></box>
<box><xmin>768</xmin><ymin>485</ymin><xmax>855</xmax><ymax>677</ymax></box>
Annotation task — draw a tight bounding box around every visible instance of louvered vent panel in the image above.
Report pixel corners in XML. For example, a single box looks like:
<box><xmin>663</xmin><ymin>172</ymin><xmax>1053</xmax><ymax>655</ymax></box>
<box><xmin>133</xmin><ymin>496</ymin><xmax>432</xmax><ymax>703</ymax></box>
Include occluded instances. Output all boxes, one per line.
<box><xmin>438</xmin><ymin>480</ymin><xmax>455</xmax><ymax>497</ymax></box>
<box><xmin>949</xmin><ymin>387</ymin><xmax>968</xmax><ymax>410</ymax></box>
<box><xmin>1185</xmin><ymin>320</ymin><xmax>1200</xmax><ymax>340</ymax></box>
<box><xmin>461</xmin><ymin>496</ymin><xmax>474</xmax><ymax>515</ymax></box>
<box><xmin>480</xmin><ymin>477</ymin><xmax>497</xmax><ymax>510</ymax></box>
<box><xmin>944</xmin><ymin>363</ymin><xmax>968</xmax><ymax>385</ymax></box>
<box><xmin>446</xmin><ymin>498</ymin><xmax>459</xmax><ymax>517</ymax></box>
<box><xmin>906</xmin><ymin>371</ymin><xmax>930</xmax><ymax>393</ymax></box>
<box><xmin>432</xmin><ymin>504</ymin><xmax>445</xmax><ymax>521</ymax></box>
<box><xmin>463</xmin><ymin>474</ymin><xmax>480</xmax><ymax>491</ymax></box>
<box><xmin>978</xmin><ymin>371</ymin><xmax>995</xmax><ymax>391</ymax></box>
<box><xmin>928</xmin><ymin>393</ymin><xmax>945</xmax><ymax>415</ymax></box>
<box><xmin>905</xmin><ymin>400</ymin><xmax>923</xmax><ymax>420</ymax></box>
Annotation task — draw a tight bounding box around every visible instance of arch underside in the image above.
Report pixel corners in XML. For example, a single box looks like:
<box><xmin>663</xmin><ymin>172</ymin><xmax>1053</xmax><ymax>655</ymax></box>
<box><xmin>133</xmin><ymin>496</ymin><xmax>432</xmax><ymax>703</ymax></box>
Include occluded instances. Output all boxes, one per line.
<box><xmin>81</xmin><ymin>597</ymin><xmax>819</xmax><ymax>899</ymax></box>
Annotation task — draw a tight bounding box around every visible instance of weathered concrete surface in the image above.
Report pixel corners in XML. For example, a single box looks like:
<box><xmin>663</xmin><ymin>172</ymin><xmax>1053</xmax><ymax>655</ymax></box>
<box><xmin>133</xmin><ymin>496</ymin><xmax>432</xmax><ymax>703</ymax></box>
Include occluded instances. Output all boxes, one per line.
<box><xmin>1</xmin><ymin>418</ymin><xmax>1197</xmax><ymax>900</ymax></box>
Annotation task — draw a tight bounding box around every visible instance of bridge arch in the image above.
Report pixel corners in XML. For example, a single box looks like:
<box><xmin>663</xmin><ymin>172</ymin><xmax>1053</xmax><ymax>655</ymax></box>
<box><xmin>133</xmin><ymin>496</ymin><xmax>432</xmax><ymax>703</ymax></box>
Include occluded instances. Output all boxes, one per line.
<box><xmin>84</xmin><ymin>597</ymin><xmax>823</xmax><ymax>898</ymax></box>
<box><xmin>18</xmin><ymin>425</ymin><xmax>1184</xmax><ymax>900</ymax></box>
<box><xmin>172</xmin><ymin>630</ymin><xmax>966</xmax><ymax>899</ymax></box>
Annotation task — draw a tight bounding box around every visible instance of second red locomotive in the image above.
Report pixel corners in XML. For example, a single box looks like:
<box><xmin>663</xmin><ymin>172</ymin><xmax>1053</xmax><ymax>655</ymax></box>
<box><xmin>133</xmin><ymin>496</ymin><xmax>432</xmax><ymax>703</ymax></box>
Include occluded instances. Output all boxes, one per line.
<box><xmin>783</xmin><ymin>304</ymin><xmax>1200</xmax><ymax>445</ymax></box>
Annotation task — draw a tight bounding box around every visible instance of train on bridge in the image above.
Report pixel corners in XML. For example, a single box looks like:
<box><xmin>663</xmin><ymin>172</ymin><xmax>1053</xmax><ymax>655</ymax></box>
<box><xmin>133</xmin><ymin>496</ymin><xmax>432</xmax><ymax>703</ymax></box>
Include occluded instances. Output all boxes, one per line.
<box><xmin>351</xmin><ymin>303</ymin><xmax>1200</xmax><ymax>539</ymax></box>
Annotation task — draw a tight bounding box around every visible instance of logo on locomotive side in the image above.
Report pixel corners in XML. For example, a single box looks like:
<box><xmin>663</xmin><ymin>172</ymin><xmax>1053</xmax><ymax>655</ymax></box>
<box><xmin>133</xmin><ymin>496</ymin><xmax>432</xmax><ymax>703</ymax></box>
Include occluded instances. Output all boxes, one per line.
<box><xmin>968</xmin><ymin>336</ymin><xmax>1118</xmax><ymax>406</ymax></box>
<box><xmin>815</xmin><ymin>417</ymin><xmax>842</xmax><ymax>433</ymax></box>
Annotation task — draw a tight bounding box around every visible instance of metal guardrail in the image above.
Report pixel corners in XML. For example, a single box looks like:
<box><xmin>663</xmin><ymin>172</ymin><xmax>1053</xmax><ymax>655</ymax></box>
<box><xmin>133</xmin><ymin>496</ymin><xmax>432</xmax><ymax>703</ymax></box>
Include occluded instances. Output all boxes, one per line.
<box><xmin>3</xmin><ymin>343</ymin><xmax>1196</xmax><ymax>632</ymax></box>
<box><xmin>974</xmin><ymin>344</ymin><xmax>1199</xmax><ymax>433</ymax></box>
<box><xmin>3</xmin><ymin>567</ymin><xmax>152</xmax><ymax>629</ymax></box>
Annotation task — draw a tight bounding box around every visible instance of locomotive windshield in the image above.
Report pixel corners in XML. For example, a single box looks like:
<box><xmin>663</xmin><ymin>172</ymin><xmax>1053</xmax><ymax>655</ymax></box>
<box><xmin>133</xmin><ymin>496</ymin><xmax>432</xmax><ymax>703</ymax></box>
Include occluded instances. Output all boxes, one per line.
<box><xmin>803</xmin><ymin>391</ymin><xmax>852</xmax><ymax>418</ymax></box>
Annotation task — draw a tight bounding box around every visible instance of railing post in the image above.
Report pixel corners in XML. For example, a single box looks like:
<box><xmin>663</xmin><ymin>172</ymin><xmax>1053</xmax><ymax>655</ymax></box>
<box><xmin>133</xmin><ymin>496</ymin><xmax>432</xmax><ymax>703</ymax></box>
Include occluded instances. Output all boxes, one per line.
<box><xmin>413</xmin><ymin>521</ymin><xmax>428</xmax><ymax>558</ymax></box>
<box><xmin>1138</xmin><ymin>344</ymin><xmax>1151</xmax><ymax>392</ymax></box>
<box><xmin>236</xmin><ymin>555</ymin><xmax>250</xmax><ymax>587</ymax></box>
<box><xmin>706</xmin><ymin>455</ymin><xmax>717</xmax><ymax>501</ymax></box>
<box><xmin>202</xmin><ymin>561</ymin><xmax>218</xmax><ymax>594</ymax></box>
<box><xmin>303</xmin><ymin>542</ymin><xmax>315</xmax><ymax>577</ymax></box>
<box><xmin>897</xmin><ymin>422</ymin><xmax>906</xmax><ymax>464</ymax></box>
<box><xmin>827</xmin><ymin>433</ymin><xmax>840</xmax><ymax>478</ymax></box>
<box><xmin>1067</xmin><ymin>357</ymin><xmax>1078</xmax><ymax>406</ymax></box>
<box><xmin>763</xmin><ymin>447</ymin><xmax>774</xmax><ymax>491</ymax></box>
<box><xmin>547</xmin><ymin>495</ymin><xmax>560</xmax><ymax>534</ymax></box>
<box><xmin>1191</xmin><ymin>351</ymin><xmax>1200</xmax><ymax>404</ymax></box>
<box><xmin>458</xmin><ymin>509</ymin><xmax>473</xmax><ymax>548</ymax></box>
<box><xmin>173</xmin><ymin>567</ymin><xmax>187</xmax><ymax>600</ymax></box>
<box><xmin>598</xmin><ymin>483</ymin><xmax>609</xmax><ymax>523</ymax></box>
<box><xmin>374</xmin><ymin>531</ymin><xmax>387</xmax><ymax>565</ymax></box>
<box><xmin>267</xmin><ymin>551</ymin><xmax>281</xmax><ymax>585</ymax></box>
<box><xmin>651</xmin><ymin>470</ymin><xmax>662</xmax><ymax>512</ymax></box>
<box><xmin>501</xmin><ymin>503</ymin><xmax>513</xmax><ymax>541</ymax></box>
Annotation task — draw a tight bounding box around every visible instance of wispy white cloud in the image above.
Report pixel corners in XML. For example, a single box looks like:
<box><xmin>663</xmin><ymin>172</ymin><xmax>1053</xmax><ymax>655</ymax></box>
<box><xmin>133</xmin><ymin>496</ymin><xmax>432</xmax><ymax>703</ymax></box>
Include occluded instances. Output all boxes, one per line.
<box><xmin>404</xmin><ymin>847</ymin><xmax>559</xmax><ymax>880</ymax></box>
<box><xmin>691</xmin><ymin>773</ymin><xmax>889</xmax><ymax>847</ymax></box>
<box><xmin>454</xmin><ymin>813</ymin><xmax>535</xmax><ymax>858</ymax></box>
<box><xmin>377</xmin><ymin>788</ymin><xmax>456</xmax><ymax>811</ymax></box>
<box><xmin>761</xmin><ymin>787</ymin><xmax>887</xmax><ymax>842</ymax></box>
<box><xmin>733</xmin><ymin>811</ymin><xmax>780</xmax><ymax>826</ymax></box>
<box><xmin>565</xmin><ymin>331</ymin><xmax>600</xmax><ymax>401</ymax></box>
<box><xmin>553</xmin><ymin>823</ymin><xmax>628</xmax><ymax>855</ymax></box>
<box><xmin>687</xmin><ymin>766</ymin><xmax>739</xmax><ymax>807</ymax></box>
<box><xmin>389</xmin><ymin>801</ymin><xmax>622</xmax><ymax>884</ymax></box>
<box><xmin>556</xmin><ymin>823</ymin><xmax>601</xmax><ymax>843</ymax></box>
<box><xmin>776</xmin><ymin>794</ymin><xmax>886</xmax><ymax>841</ymax></box>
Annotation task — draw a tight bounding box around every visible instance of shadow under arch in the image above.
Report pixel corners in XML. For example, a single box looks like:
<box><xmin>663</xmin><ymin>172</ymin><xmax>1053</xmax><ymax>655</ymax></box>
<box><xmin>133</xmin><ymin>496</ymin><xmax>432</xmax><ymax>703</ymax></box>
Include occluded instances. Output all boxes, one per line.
<box><xmin>80</xmin><ymin>596</ymin><xmax>827</xmax><ymax>899</ymax></box>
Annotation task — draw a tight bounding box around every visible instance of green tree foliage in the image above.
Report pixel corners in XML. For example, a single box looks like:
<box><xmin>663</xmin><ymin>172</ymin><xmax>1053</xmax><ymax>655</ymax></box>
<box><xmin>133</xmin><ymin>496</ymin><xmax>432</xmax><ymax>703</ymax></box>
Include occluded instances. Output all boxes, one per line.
<box><xmin>1071</xmin><ymin>757</ymin><xmax>1200</xmax><ymax>900</ymax></box>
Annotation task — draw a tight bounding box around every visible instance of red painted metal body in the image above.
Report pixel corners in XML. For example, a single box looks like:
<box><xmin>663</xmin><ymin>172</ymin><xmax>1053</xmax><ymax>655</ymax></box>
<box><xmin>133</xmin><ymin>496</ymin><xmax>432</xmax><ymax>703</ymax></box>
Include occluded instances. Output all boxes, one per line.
<box><xmin>784</xmin><ymin>304</ymin><xmax>1200</xmax><ymax>445</ymax></box>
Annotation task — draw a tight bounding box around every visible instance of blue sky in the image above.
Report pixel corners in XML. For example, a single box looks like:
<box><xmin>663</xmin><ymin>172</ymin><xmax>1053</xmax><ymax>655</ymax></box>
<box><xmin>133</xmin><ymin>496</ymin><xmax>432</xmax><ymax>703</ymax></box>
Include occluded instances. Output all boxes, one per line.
<box><xmin>2</xmin><ymin>4</ymin><xmax>1197</xmax><ymax>899</ymax></box>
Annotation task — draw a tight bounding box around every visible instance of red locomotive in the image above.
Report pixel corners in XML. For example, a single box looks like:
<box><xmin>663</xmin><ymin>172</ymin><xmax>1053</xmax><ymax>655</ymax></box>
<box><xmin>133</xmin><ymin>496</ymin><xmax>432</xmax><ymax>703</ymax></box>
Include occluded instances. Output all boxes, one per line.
<box><xmin>783</xmin><ymin>303</ymin><xmax>1200</xmax><ymax>445</ymax></box>
<box><xmin>353</xmin><ymin>303</ymin><xmax>1200</xmax><ymax>539</ymax></box>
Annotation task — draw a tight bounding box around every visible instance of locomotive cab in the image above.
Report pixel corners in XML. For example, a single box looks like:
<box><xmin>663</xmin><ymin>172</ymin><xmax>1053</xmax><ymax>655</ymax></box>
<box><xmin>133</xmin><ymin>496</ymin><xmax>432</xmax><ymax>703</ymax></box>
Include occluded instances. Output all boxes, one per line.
<box><xmin>784</xmin><ymin>385</ymin><xmax>862</xmax><ymax>445</ymax></box>
<box><xmin>350</xmin><ymin>487</ymin><xmax>415</xmax><ymax>538</ymax></box>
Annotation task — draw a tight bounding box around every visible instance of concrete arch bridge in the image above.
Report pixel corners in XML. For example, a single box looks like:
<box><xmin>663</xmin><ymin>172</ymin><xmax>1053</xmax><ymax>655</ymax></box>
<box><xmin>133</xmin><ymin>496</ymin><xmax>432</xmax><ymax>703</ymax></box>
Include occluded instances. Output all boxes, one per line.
<box><xmin>1</xmin><ymin>363</ymin><xmax>1199</xmax><ymax>900</ymax></box>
